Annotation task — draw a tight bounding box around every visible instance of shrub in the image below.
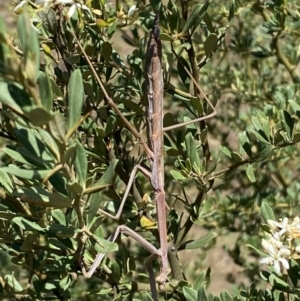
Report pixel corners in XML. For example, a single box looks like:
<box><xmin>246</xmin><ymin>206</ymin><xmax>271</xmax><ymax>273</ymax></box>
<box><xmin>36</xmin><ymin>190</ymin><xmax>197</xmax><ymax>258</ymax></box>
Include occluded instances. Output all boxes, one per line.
<box><xmin>0</xmin><ymin>0</ymin><xmax>300</xmax><ymax>300</ymax></box>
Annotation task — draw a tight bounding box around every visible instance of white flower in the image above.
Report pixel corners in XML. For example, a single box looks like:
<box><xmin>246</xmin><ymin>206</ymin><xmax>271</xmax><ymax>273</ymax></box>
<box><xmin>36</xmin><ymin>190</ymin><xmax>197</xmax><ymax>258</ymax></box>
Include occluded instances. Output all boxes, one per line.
<box><xmin>287</xmin><ymin>217</ymin><xmax>300</xmax><ymax>238</ymax></box>
<box><xmin>260</xmin><ymin>238</ymin><xmax>290</xmax><ymax>275</ymax></box>
<box><xmin>268</xmin><ymin>233</ymin><xmax>283</xmax><ymax>249</ymax></box>
<box><xmin>128</xmin><ymin>5</ymin><xmax>137</xmax><ymax>17</ymax></box>
<box><xmin>66</xmin><ymin>2</ymin><xmax>91</xmax><ymax>19</ymax></box>
<box><xmin>268</xmin><ymin>217</ymin><xmax>289</xmax><ymax>236</ymax></box>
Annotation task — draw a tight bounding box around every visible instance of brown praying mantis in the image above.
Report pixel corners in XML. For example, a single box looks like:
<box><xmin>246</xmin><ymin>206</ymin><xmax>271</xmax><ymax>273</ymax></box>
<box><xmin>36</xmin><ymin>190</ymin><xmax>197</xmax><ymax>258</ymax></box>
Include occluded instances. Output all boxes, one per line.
<box><xmin>72</xmin><ymin>9</ymin><xmax>217</xmax><ymax>300</ymax></box>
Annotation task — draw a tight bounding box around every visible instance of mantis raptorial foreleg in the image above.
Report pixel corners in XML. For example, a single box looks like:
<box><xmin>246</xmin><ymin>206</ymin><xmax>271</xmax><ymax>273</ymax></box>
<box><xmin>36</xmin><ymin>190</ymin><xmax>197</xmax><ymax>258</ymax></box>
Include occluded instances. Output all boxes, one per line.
<box><xmin>82</xmin><ymin>223</ymin><xmax>161</xmax><ymax>300</ymax></box>
<box><xmin>85</xmin><ymin>225</ymin><xmax>161</xmax><ymax>278</ymax></box>
<box><xmin>97</xmin><ymin>164</ymin><xmax>151</xmax><ymax>220</ymax></box>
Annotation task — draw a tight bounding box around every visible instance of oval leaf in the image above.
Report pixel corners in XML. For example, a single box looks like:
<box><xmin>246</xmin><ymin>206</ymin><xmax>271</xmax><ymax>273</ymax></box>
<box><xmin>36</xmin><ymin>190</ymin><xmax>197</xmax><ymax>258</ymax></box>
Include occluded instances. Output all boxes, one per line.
<box><xmin>68</xmin><ymin>69</ymin><xmax>83</xmax><ymax>132</ymax></box>
<box><xmin>246</xmin><ymin>164</ymin><xmax>256</xmax><ymax>182</ymax></box>
<box><xmin>204</xmin><ymin>33</ymin><xmax>218</xmax><ymax>57</ymax></box>
<box><xmin>74</xmin><ymin>140</ymin><xmax>87</xmax><ymax>189</ymax></box>
<box><xmin>181</xmin><ymin>1</ymin><xmax>211</xmax><ymax>35</ymax></box>
<box><xmin>261</xmin><ymin>201</ymin><xmax>275</xmax><ymax>223</ymax></box>
<box><xmin>179</xmin><ymin>232</ymin><xmax>217</xmax><ymax>250</ymax></box>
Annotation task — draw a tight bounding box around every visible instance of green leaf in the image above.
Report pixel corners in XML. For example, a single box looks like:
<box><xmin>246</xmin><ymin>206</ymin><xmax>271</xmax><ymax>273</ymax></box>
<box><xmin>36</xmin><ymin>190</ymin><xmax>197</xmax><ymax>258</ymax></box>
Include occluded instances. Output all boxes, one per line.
<box><xmin>91</xmin><ymin>236</ymin><xmax>118</xmax><ymax>253</ymax></box>
<box><xmin>0</xmin><ymin>82</ymin><xmax>23</xmax><ymax>114</ymax></box>
<box><xmin>262</xmin><ymin>119</ymin><xmax>271</xmax><ymax>141</ymax></box>
<box><xmin>59</xmin><ymin>275</ymin><xmax>72</xmax><ymax>290</ymax></box>
<box><xmin>185</xmin><ymin>132</ymin><xmax>201</xmax><ymax>174</ymax></box>
<box><xmin>49</xmin><ymin>172</ymin><xmax>68</xmax><ymax>196</ymax></box>
<box><xmin>49</xmin><ymin>112</ymin><xmax>67</xmax><ymax>145</ymax></box>
<box><xmin>62</xmin><ymin>142</ymin><xmax>76</xmax><ymax>165</ymax></box>
<box><xmin>17</xmin><ymin>12</ymin><xmax>40</xmax><ymax>83</ymax></box>
<box><xmin>288</xmin><ymin>259</ymin><xmax>300</xmax><ymax>287</ymax></box>
<box><xmin>12</xmin><ymin>216</ymin><xmax>45</xmax><ymax>233</ymax></box>
<box><xmin>181</xmin><ymin>1</ymin><xmax>211</xmax><ymax>35</ymax></box>
<box><xmin>49</xmin><ymin>192</ymin><xmax>72</xmax><ymax>208</ymax></box>
<box><xmin>8</xmin><ymin>145</ymin><xmax>51</xmax><ymax>170</ymax></box>
<box><xmin>5</xmin><ymin>274</ymin><xmax>23</xmax><ymax>292</ymax></box>
<box><xmin>96</xmin><ymin>288</ymin><xmax>113</xmax><ymax>295</ymax></box>
<box><xmin>247</xmin><ymin>244</ymin><xmax>269</xmax><ymax>257</ymax></box>
<box><xmin>0</xmin><ymin>16</ymin><xmax>7</xmax><ymax>41</ymax></box>
<box><xmin>111</xmin><ymin>260</ymin><xmax>122</xmax><ymax>283</ymax></box>
<box><xmin>203</xmin><ymin>158</ymin><xmax>219</xmax><ymax>176</ymax></box>
<box><xmin>204</xmin><ymin>34</ymin><xmax>218</xmax><ymax>57</ymax></box>
<box><xmin>52</xmin><ymin>209</ymin><xmax>67</xmax><ymax>226</ymax></box>
<box><xmin>231</xmin><ymin>152</ymin><xmax>243</xmax><ymax>162</ymax></box>
<box><xmin>185</xmin><ymin>158</ymin><xmax>192</xmax><ymax>173</ymax></box>
<box><xmin>163</xmin><ymin>112</ymin><xmax>175</xmax><ymax>128</ymax></box>
<box><xmin>12</xmin><ymin>186</ymin><xmax>57</xmax><ymax>207</ymax></box>
<box><xmin>37</xmin><ymin>71</ymin><xmax>53</xmax><ymax>111</ymax></box>
<box><xmin>228</xmin><ymin>3</ymin><xmax>235</xmax><ymax>22</ymax></box>
<box><xmin>170</xmin><ymin>170</ymin><xmax>187</xmax><ymax>180</ymax></box>
<box><xmin>269</xmin><ymin>273</ymin><xmax>293</xmax><ymax>291</ymax></box>
<box><xmin>179</xmin><ymin>232</ymin><xmax>217</xmax><ymax>250</ymax></box>
<box><xmin>67</xmin><ymin>181</ymin><xmax>83</xmax><ymax>195</ymax></box>
<box><xmin>250</xmin><ymin>129</ymin><xmax>270</xmax><ymax>144</ymax></box>
<box><xmin>257</xmin><ymin>145</ymin><xmax>274</xmax><ymax>161</ymax></box>
<box><xmin>198</xmin><ymin>197</ymin><xmax>215</xmax><ymax>218</ymax></box>
<box><xmin>4</xmin><ymin>147</ymin><xmax>33</xmax><ymax>167</ymax></box>
<box><xmin>47</xmin><ymin>237</ymin><xmax>74</xmax><ymax>251</ymax></box>
<box><xmin>74</xmin><ymin>140</ymin><xmax>87</xmax><ymax>189</ymax></box>
<box><xmin>65</xmin><ymin>55</ymin><xmax>80</xmax><ymax>65</ymax></box>
<box><xmin>14</xmin><ymin>186</ymin><xmax>49</xmax><ymax>203</ymax></box>
<box><xmin>281</xmin><ymin>110</ymin><xmax>293</xmax><ymax>141</ymax></box>
<box><xmin>32</xmin><ymin>274</ymin><xmax>42</xmax><ymax>297</ymax></box>
<box><xmin>101</xmin><ymin>41</ymin><xmax>112</xmax><ymax>62</ymax></box>
<box><xmin>105</xmin><ymin>115</ymin><xmax>117</xmax><ymax>136</ymax></box>
<box><xmin>177</xmin><ymin>57</ymin><xmax>191</xmax><ymax>88</ymax></box>
<box><xmin>68</xmin><ymin>69</ymin><xmax>83</xmax><ymax>132</ymax></box>
<box><xmin>90</xmin><ymin>159</ymin><xmax>118</xmax><ymax>190</ymax></box>
<box><xmin>183</xmin><ymin>286</ymin><xmax>197</xmax><ymax>301</ymax></box>
<box><xmin>48</xmin><ymin>224</ymin><xmax>76</xmax><ymax>239</ymax></box>
<box><xmin>14</xmin><ymin>126</ymin><xmax>53</xmax><ymax>162</ymax></box>
<box><xmin>203</xmin><ymin>13</ymin><xmax>214</xmax><ymax>33</ymax></box>
<box><xmin>2</xmin><ymin>164</ymin><xmax>49</xmax><ymax>180</ymax></box>
<box><xmin>166</xmin><ymin>147</ymin><xmax>180</xmax><ymax>156</ymax></box>
<box><xmin>193</xmin><ymin>271</ymin><xmax>207</xmax><ymax>291</ymax></box>
<box><xmin>88</xmin><ymin>191</ymin><xmax>102</xmax><ymax>223</ymax></box>
<box><xmin>191</xmin><ymin>96</ymin><xmax>204</xmax><ymax>115</ymax></box>
<box><xmin>219</xmin><ymin>145</ymin><xmax>231</xmax><ymax>158</ymax></box>
<box><xmin>220</xmin><ymin>290</ymin><xmax>232</xmax><ymax>301</ymax></box>
<box><xmin>288</xmin><ymin>99</ymin><xmax>300</xmax><ymax>116</ymax></box>
<box><xmin>0</xmin><ymin>169</ymin><xmax>13</xmax><ymax>193</ymax></box>
<box><xmin>261</xmin><ymin>201</ymin><xmax>275</xmax><ymax>223</ymax></box>
<box><xmin>238</xmin><ymin>132</ymin><xmax>252</xmax><ymax>157</ymax></box>
<box><xmin>205</xmin><ymin>268</ymin><xmax>211</xmax><ymax>290</ymax></box>
<box><xmin>197</xmin><ymin>286</ymin><xmax>209</xmax><ymax>301</ymax></box>
<box><xmin>26</xmin><ymin>106</ymin><xmax>53</xmax><ymax>126</ymax></box>
<box><xmin>167</xmin><ymin>0</ymin><xmax>180</xmax><ymax>32</ymax></box>
<box><xmin>44</xmin><ymin>281</ymin><xmax>58</xmax><ymax>290</ymax></box>
<box><xmin>293</xmin><ymin>133</ymin><xmax>300</xmax><ymax>143</ymax></box>
<box><xmin>252</xmin><ymin>116</ymin><xmax>262</xmax><ymax>132</ymax></box>
<box><xmin>38</xmin><ymin>129</ymin><xmax>60</xmax><ymax>161</ymax></box>
<box><xmin>246</xmin><ymin>164</ymin><xmax>256</xmax><ymax>182</ymax></box>
<box><xmin>141</xmin><ymin>293</ymin><xmax>154</xmax><ymax>301</ymax></box>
